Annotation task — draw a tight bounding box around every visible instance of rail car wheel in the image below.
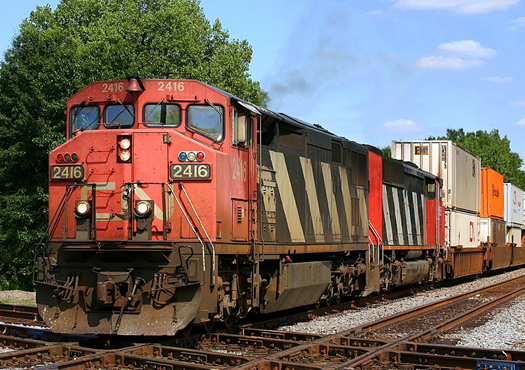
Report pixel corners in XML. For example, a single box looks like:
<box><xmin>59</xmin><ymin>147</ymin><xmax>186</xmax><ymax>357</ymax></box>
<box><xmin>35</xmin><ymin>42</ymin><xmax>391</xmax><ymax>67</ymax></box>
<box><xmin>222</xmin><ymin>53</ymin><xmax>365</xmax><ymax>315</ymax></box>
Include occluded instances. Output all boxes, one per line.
<box><xmin>324</xmin><ymin>285</ymin><xmax>335</xmax><ymax>306</ymax></box>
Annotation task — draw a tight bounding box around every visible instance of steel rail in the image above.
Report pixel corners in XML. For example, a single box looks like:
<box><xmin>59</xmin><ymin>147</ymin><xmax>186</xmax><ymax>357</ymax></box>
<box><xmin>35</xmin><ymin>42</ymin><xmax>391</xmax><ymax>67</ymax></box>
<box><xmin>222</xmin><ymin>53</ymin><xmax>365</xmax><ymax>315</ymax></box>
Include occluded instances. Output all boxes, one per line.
<box><xmin>0</xmin><ymin>303</ymin><xmax>41</xmax><ymax>323</ymax></box>
<box><xmin>338</xmin><ymin>274</ymin><xmax>525</xmax><ymax>369</ymax></box>
<box><xmin>228</xmin><ymin>273</ymin><xmax>525</xmax><ymax>370</ymax></box>
<box><xmin>345</xmin><ymin>273</ymin><xmax>525</xmax><ymax>336</ymax></box>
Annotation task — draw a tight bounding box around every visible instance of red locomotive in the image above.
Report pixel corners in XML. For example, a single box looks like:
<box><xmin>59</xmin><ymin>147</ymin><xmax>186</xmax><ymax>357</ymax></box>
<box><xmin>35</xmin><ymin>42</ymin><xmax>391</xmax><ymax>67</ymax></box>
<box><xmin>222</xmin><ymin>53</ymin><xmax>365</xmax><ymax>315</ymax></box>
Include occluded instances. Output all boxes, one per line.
<box><xmin>34</xmin><ymin>77</ymin><xmax>524</xmax><ymax>336</ymax></box>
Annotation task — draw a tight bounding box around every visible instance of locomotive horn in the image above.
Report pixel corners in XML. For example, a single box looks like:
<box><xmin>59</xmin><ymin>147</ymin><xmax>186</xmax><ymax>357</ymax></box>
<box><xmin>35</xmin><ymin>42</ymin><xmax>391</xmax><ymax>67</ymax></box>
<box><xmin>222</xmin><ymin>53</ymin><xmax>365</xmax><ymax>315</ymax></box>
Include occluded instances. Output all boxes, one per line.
<box><xmin>126</xmin><ymin>76</ymin><xmax>145</xmax><ymax>92</ymax></box>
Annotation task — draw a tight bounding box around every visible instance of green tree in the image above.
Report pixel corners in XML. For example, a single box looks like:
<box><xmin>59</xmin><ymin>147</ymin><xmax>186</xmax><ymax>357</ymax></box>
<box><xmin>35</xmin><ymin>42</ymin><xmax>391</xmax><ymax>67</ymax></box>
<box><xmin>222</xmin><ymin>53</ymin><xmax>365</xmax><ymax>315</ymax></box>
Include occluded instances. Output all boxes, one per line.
<box><xmin>428</xmin><ymin>128</ymin><xmax>525</xmax><ymax>190</ymax></box>
<box><xmin>0</xmin><ymin>0</ymin><xmax>268</xmax><ymax>289</ymax></box>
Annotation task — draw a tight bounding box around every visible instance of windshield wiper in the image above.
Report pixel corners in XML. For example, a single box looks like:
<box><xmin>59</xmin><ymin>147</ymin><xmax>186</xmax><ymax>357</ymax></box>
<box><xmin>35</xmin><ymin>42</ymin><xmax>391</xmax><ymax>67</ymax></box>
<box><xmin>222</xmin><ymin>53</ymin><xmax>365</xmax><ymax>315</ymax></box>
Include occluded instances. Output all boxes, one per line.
<box><xmin>117</xmin><ymin>98</ymin><xmax>134</xmax><ymax>118</ymax></box>
<box><xmin>205</xmin><ymin>99</ymin><xmax>222</xmax><ymax>116</ymax></box>
<box><xmin>83</xmin><ymin>117</ymin><xmax>99</xmax><ymax>131</ymax></box>
<box><xmin>103</xmin><ymin>99</ymin><xmax>133</xmax><ymax>128</ymax></box>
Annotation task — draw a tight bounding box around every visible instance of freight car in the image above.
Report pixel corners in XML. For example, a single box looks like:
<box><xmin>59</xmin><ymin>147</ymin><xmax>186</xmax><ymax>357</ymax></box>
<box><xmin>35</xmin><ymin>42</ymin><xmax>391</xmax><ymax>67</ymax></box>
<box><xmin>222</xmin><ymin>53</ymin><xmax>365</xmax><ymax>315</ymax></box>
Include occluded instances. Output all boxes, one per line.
<box><xmin>34</xmin><ymin>77</ymin><xmax>523</xmax><ymax>336</ymax></box>
<box><xmin>392</xmin><ymin>141</ymin><xmax>525</xmax><ymax>276</ymax></box>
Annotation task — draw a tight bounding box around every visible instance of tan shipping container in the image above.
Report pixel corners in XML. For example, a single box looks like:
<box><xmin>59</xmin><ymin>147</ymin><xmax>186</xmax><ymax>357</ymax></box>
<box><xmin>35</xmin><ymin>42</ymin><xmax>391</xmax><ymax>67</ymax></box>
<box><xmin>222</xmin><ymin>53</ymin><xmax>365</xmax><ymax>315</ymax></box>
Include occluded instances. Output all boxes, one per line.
<box><xmin>479</xmin><ymin>217</ymin><xmax>506</xmax><ymax>245</ymax></box>
<box><xmin>506</xmin><ymin>226</ymin><xmax>522</xmax><ymax>245</ymax></box>
<box><xmin>391</xmin><ymin>140</ymin><xmax>480</xmax><ymax>213</ymax></box>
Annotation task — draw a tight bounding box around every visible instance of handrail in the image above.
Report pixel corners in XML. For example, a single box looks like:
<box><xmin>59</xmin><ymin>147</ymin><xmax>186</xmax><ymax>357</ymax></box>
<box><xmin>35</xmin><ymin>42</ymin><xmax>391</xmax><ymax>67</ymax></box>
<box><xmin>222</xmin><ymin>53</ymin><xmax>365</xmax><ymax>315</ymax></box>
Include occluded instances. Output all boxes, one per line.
<box><xmin>33</xmin><ymin>183</ymin><xmax>95</xmax><ymax>284</ymax></box>
<box><xmin>162</xmin><ymin>182</ymin><xmax>211</xmax><ymax>286</ymax></box>
<box><xmin>33</xmin><ymin>186</ymin><xmax>74</xmax><ymax>283</ymax></box>
<box><xmin>368</xmin><ymin>220</ymin><xmax>383</xmax><ymax>246</ymax></box>
<box><xmin>179</xmin><ymin>183</ymin><xmax>216</xmax><ymax>287</ymax></box>
<box><xmin>368</xmin><ymin>220</ymin><xmax>384</xmax><ymax>267</ymax></box>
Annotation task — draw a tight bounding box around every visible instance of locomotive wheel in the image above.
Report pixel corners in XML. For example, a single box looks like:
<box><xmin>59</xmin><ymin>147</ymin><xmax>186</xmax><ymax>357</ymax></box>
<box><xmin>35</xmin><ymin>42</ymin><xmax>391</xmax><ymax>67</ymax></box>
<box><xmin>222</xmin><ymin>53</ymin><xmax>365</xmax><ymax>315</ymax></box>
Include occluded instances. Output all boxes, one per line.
<box><xmin>223</xmin><ymin>313</ymin><xmax>236</xmax><ymax>330</ymax></box>
<box><xmin>203</xmin><ymin>317</ymin><xmax>215</xmax><ymax>332</ymax></box>
<box><xmin>180</xmin><ymin>320</ymin><xmax>194</xmax><ymax>337</ymax></box>
<box><xmin>334</xmin><ymin>294</ymin><xmax>342</xmax><ymax>305</ymax></box>
<box><xmin>223</xmin><ymin>307</ymin><xmax>239</xmax><ymax>330</ymax></box>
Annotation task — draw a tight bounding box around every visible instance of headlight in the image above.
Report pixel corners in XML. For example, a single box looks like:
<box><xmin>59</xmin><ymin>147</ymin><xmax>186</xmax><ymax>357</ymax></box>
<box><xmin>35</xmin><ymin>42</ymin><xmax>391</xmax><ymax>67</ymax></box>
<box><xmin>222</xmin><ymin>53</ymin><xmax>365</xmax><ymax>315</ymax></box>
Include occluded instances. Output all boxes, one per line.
<box><xmin>135</xmin><ymin>201</ymin><xmax>152</xmax><ymax>217</ymax></box>
<box><xmin>119</xmin><ymin>138</ymin><xmax>131</xmax><ymax>150</ymax></box>
<box><xmin>119</xmin><ymin>150</ymin><xmax>131</xmax><ymax>162</ymax></box>
<box><xmin>117</xmin><ymin>135</ymin><xmax>132</xmax><ymax>163</ymax></box>
<box><xmin>75</xmin><ymin>201</ymin><xmax>91</xmax><ymax>217</ymax></box>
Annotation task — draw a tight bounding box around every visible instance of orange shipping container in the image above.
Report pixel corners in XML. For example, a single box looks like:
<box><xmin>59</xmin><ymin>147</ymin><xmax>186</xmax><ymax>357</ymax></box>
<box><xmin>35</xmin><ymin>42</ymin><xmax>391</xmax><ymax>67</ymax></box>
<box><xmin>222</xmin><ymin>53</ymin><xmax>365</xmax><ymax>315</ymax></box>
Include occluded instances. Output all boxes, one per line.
<box><xmin>480</xmin><ymin>167</ymin><xmax>504</xmax><ymax>219</ymax></box>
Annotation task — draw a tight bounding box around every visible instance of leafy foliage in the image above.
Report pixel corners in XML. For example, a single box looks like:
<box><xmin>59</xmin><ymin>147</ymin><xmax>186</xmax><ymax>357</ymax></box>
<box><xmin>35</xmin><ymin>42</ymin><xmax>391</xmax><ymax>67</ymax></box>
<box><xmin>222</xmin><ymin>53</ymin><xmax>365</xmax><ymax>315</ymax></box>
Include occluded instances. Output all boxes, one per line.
<box><xmin>428</xmin><ymin>128</ymin><xmax>525</xmax><ymax>190</ymax></box>
<box><xmin>0</xmin><ymin>0</ymin><xmax>268</xmax><ymax>289</ymax></box>
<box><xmin>381</xmin><ymin>146</ymin><xmax>391</xmax><ymax>158</ymax></box>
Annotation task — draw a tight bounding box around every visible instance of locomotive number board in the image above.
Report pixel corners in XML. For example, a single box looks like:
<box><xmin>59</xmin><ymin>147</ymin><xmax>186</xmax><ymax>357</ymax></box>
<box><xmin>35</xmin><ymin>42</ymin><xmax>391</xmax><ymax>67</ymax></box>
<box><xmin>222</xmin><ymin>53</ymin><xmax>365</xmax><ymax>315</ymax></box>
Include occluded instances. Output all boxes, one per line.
<box><xmin>50</xmin><ymin>165</ymin><xmax>85</xmax><ymax>181</ymax></box>
<box><xmin>170</xmin><ymin>164</ymin><xmax>211</xmax><ymax>179</ymax></box>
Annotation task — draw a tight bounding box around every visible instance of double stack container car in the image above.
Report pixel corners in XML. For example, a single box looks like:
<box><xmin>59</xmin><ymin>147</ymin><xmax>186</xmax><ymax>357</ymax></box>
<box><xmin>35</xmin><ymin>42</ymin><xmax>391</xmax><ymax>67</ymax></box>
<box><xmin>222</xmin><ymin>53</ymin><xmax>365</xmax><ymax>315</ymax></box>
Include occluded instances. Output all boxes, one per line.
<box><xmin>392</xmin><ymin>140</ymin><xmax>525</xmax><ymax>276</ymax></box>
<box><xmin>391</xmin><ymin>140</ymin><xmax>483</xmax><ymax>277</ymax></box>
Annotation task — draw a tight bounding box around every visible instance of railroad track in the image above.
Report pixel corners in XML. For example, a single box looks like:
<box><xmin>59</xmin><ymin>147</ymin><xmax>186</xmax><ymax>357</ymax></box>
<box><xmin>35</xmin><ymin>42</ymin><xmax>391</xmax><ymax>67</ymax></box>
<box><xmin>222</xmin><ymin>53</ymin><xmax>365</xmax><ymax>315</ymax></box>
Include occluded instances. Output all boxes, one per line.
<box><xmin>0</xmin><ymin>303</ymin><xmax>40</xmax><ymax>324</ymax></box>
<box><xmin>0</xmin><ymin>275</ymin><xmax>525</xmax><ymax>369</ymax></box>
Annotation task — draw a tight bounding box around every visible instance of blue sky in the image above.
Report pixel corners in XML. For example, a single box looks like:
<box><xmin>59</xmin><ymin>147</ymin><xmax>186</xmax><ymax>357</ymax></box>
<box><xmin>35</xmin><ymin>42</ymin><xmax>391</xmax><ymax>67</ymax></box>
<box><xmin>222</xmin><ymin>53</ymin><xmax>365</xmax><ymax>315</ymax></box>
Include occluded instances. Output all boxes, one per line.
<box><xmin>2</xmin><ymin>0</ymin><xmax>525</xmax><ymax>163</ymax></box>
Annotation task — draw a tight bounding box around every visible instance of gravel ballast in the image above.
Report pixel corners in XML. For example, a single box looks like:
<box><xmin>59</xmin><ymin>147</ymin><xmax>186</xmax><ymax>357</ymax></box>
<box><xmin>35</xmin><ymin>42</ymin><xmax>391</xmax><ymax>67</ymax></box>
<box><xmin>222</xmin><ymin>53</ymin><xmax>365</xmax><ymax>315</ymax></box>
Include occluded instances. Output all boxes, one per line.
<box><xmin>278</xmin><ymin>268</ymin><xmax>525</xmax><ymax>350</ymax></box>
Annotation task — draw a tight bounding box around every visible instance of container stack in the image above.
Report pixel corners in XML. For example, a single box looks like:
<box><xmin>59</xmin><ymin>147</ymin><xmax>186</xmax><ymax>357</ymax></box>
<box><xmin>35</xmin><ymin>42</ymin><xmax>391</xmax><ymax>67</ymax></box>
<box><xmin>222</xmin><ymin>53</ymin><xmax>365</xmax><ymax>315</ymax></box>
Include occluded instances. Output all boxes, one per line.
<box><xmin>391</xmin><ymin>140</ymin><xmax>481</xmax><ymax>248</ymax></box>
<box><xmin>503</xmin><ymin>183</ymin><xmax>524</xmax><ymax>245</ymax></box>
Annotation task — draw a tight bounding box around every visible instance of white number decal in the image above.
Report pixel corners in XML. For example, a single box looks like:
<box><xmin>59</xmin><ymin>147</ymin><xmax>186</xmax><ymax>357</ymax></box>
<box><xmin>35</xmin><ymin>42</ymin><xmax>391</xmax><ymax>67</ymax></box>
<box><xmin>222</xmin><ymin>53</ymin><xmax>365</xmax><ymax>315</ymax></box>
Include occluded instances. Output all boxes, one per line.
<box><xmin>158</xmin><ymin>81</ymin><xmax>185</xmax><ymax>92</ymax></box>
<box><xmin>102</xmin><ymin>82</ymin><xmax>124</xmax><ymax>93</ymax></box>
<box><xmin>170</xmin><ymin>164</ymin><xmax>210</xmax><ymax>179</ymax></box>
<box><xmin>50</xmin><ymin>165</ymin><xmax>84</xmax><ymax>180</ymax></box>
<box><xmin>232</xmin><ymin>159</ymin><xmax>247</xmax><ymax>182</ymax></box>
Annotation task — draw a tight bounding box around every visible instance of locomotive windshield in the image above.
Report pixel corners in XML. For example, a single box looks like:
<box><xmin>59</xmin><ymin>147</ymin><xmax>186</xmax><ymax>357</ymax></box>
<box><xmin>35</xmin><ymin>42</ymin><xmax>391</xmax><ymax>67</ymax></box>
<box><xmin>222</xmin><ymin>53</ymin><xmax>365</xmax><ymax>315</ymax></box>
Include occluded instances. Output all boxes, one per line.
<box><xmin>104</xmin><ymin>103</ymin><xmax>134</xmax><ymax>127</ymax></box>
<box><xmin>187</xmin><ymin>103</ymin><xmax>224</xmax><ymax>141</ymax></box>
<box><xmin>144</xmin><ymin>102</ymin><xmax>181</xmax><ymax>126</ymax></box>
<box><xmin>70</xmin><ymin>105</ymin><xmax>100</xmax><ymax>133</ymax></box>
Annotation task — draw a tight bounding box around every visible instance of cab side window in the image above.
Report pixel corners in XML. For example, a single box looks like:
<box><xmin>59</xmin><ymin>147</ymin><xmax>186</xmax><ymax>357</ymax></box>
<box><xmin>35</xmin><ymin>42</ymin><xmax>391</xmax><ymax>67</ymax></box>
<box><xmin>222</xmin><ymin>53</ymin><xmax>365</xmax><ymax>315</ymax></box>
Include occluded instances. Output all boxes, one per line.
<box><xmin>427</xmin><ymin>182</ymin><xmax>436</xmax><ymax>200</ymax></box>
<box><xmin>187</xmin><ymin>103</ymin><xmax>224</xmax><ymax>141</ymax></box>
<box><xmin>233</xmin><ymin>108</ymin><xmax>249</xmax><ymax>147</ymax></box>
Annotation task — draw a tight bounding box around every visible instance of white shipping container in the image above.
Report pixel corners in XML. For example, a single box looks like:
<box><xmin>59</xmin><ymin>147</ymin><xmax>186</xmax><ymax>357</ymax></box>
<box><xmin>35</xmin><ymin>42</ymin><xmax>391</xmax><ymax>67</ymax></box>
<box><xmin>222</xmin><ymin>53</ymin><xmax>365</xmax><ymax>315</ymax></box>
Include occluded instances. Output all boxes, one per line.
<box><xmin>479</xmin><ymin>218</ymin><xmax>506</xmax><ymax>245</ymax></box>
<box><xmin>504</xmin><ymin>183</ymin><xmax>524</xmax><ymax>227</ymax></box>
<box><xmin>391</xmin><ymin>140</ymin><xmax>480</xmax><ymax>213</ymax></box>
<box><xmin>506</xmin><ymin>226</ymin><xmax>522</xmax><ymax>245</ymax></box>
<box><xmin>447</xmin><ymin>209</ymin><xmax>479</xmax><ymax>248</ymax></box>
